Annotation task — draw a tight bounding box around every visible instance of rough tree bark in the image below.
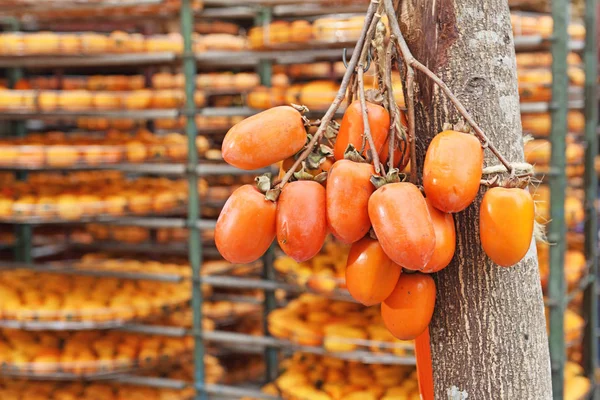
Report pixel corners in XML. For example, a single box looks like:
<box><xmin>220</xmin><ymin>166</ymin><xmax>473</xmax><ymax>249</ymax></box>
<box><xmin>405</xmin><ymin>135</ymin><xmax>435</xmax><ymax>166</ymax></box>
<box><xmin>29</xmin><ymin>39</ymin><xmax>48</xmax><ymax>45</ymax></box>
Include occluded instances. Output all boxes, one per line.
<box><xmin>397</xmin><ymin>0</ymin><xmax>553</xmax><ymax>398</ymax></box>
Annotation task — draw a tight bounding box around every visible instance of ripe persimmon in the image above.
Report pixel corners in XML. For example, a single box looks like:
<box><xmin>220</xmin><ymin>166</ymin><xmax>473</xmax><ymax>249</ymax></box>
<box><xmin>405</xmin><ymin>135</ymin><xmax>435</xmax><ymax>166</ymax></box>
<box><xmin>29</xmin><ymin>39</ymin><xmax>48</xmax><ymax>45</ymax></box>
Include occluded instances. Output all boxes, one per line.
<box><xmin>215</xmin><ymin>185</ymin><xmax>276</xmax><ymax>263</ymax></box>
<box><xmin>345</xmin><ymin>237</ymin><xmax>402</xmax><ymax>306</ymax></box>
<box><xmin>326</xmin><ymin>160</ymin><xmax>375</xmax><ymax>244</ymax></box>
<box><xmin>381</xmin><ymin>272</ymin><xmax>436</xmax><ymax>340</ymax></box>
<box><xmin>334</xmin><ymin>100</ymin><xmax>390</xmax><ymax>161</ymax></box>
<box><xmin>277</xmin><ymin>180</ymin><xmax>327</xmax><ymax>262</ymax></box>
<box><xmin>423</xmin><ymin>130</ymin><xmax>483</xmax><ymax>213</ymax></box>
<box><xmin>368</xmin><ymin>182</ymin><xmax>435</xmax><ymax>270</ymax></box>
<box><xmin>480</xmin><ymin>187</ymin><xmax>534</xmax><ymax>267</ymax></box>
<box><xmin>421</xmin><ymin>198</ymin><xmax>456</xmax><ymax>273</ymax></box>
<box><xmin>222</xmin><ymin>106</ymin><xmax>307</xmax><ymax>170</ymax></box>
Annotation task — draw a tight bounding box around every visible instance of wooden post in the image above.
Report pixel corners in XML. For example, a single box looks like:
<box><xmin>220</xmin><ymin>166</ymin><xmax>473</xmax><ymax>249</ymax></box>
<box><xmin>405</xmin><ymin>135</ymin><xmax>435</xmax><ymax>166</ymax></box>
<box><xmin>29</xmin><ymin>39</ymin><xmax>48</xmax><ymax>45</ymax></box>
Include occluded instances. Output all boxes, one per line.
<box><xmin>397</xmin><ymin>0</ymin><xmax>553</xmax><ymax>397</ymax></box>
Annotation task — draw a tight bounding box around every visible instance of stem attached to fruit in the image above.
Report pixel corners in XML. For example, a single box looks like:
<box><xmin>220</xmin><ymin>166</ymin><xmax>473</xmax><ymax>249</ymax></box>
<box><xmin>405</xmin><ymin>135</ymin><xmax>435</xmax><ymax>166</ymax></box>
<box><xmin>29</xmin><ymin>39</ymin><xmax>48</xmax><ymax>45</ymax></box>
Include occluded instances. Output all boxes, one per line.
<box><xmin>347</xmin><ymin>74</ymin><xmax>356</xmax><ymax>107</ymax></box>
<box><xmin>382</xmin><ymin>0</ymin><xmax>515</xmax><ymax>177</ymax></box>
<box><xmin>384</xmin><ymin>39</ymin><xmax>400</xmax><ymax>171</ymax></box>
<box><xmin>275</xmin><ymin>0</ymin><xmax>380</xmax><ymax>190</ymax></box>
<box><xmin>405</xmin><ymin>66</ymin><xmax>417</xmax><ymax>184</ymax></box>
<box><xmin>357</xmin><ymin>67</ymin><xmax>384</xmax><ymax>174</ymax></box>
<box><xmin>357</xmin><ymin>9</ymin><xmax>385</xmax><ymax>174</ymax></box>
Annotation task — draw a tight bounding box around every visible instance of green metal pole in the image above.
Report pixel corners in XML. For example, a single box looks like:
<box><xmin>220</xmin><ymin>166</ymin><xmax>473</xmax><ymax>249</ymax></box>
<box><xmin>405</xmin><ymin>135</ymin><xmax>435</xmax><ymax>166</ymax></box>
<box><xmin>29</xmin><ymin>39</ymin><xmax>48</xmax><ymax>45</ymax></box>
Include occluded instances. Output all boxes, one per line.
<box><xmin>6</xmin><ymin>17</ymin><xmax>24</xmax><ymax>141</ymax></box>
<box><xmin>548</xmin><ymin>0</ymin><xmax>569</xmax><ymax>398</ymax></box>
<box><xmin>256</xmin><ymin>8</ymin><xmax>272</xmax><ymax>87</ymax></box>
<box><xmin>255</xmin><ymin>6</ymin><xmax>278</xmax><ymax>383</ymax></box>
<box><xmin>180</xmin><ymin>1</ymin><xmax>206</xmax><ymax>399</ymax></box>
<box><xmin>582</xmin><ymin>0</ymin><xmax>598</xmax><ymax>396</ymax></box>
<box><xmin>5</xmin><ymin>18</ymin><xmax>31</xmax><ymax>264</ymax></box>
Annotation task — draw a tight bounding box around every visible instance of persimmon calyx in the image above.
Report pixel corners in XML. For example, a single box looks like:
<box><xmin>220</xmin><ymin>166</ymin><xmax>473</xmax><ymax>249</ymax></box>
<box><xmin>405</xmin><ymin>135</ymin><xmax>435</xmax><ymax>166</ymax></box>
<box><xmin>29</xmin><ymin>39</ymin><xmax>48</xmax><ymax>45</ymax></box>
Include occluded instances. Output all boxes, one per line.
<box><xmin>365</xmin><ymin>88</ymin><xmax>385</xmax><ymax>105</ymax></box>
<box><xmin>291</xmin><ymin>103</ymin><xmax>309</xmax><ymax>114</ymax></box>
<box><xmin>481</xmin><ymin>162</ymin><xmax>534</xmax><ymax>189</ymax></box>
<box><xmin>293</xmin><ymin>162</ymin><xmax>328</xmax><ymax>184</ymax></box>
<box><xmin>370</xmin><ymin>168</ymin><xmax>406</xmax><ymax>189</ymax></box>
<box><xmin>385</xmin><ymin>168</ymin><xmax>404</xmax><ymax>183</ymax></box>
<box><xmin>325</xmin><ymin>123</ymin><xmax>339</xmax><ymax>140</ymax></box>
<box><xmin>306</xmin><ymin>145</ymin><xmax>333</xmax><ymax>170</ymax></box>
<box><xmin>480</xmin><ymin>176</ymin><xmax>501</xmax><ymax>188</ymax></box>
<box><xmin>313</xmin><ymin>172</ymin><xmax>328</xmax><ymax>183</ymax></box>
<box><xmin>343</xmin><ymin>144</ymin><xmax>367</xmax><ymax>163</ymax></box>
<box><xmin>265</xmin><ymin>187</ymin><xmax>281</xmax><ymax>202</ymax></box>
<box><xmin>255</xmin><ymin>173</ymin><xmax>273</xmax><ymax>194</ymax></box>
<box><xmin>441</xmin><ymin>120</ymin><xmax>472</xmax><ymax>134</ymax></box>
<box><xmin>503</xmin><ymin>175</ymin><xmax>531</xmax><ymax>189</ymax></box>
<box><xmin>454</xmin><ymin>120</ymin><xmax>472</xmax><ymax>134</ymax></box>
<box><xmin>442</xmin><ymin>122</ymin><xmax>453</xmax><ymax>131</ymax></box>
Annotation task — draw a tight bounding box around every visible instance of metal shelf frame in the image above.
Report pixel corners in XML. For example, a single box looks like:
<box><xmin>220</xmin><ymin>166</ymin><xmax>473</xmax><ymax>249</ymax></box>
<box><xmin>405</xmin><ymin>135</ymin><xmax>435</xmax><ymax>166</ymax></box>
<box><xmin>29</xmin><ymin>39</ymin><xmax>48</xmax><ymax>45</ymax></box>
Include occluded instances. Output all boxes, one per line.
<box><xmin>546</xmin><ymin>1</ymin><xmax>569</xmax><ymax>397</ymax></box>
<box><xmin>546</xmin><ymin>0</ymin><xmax>598</xmax><ymax>399</ymax></box>
<box><xmin>0</xmin><ymin>38</ymin><xmax>584</xmax><ymax>70</ymax></box>
<box><xmin>0</xmin><ymin>2</ymin><xmax>597</xmax><ymax>399</ymax></box>
<box><xmin>581</xmin><ymin>0</ymin><xmax>599</xmax><ymax>398</ymax></box>
<box><xmin>0</xmin><ymin>0</ymin><xmax>164</xmax><ymax>14</ymax></box>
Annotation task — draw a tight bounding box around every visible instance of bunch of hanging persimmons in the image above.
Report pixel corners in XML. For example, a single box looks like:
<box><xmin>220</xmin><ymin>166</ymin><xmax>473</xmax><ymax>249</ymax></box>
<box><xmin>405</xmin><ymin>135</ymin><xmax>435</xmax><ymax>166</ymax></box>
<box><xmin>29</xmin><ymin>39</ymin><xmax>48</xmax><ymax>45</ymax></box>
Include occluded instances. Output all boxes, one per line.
<box><xmin>215</xmin><ymin>0</ymin><xmax>535</xmax><ymax>343</ymax></box>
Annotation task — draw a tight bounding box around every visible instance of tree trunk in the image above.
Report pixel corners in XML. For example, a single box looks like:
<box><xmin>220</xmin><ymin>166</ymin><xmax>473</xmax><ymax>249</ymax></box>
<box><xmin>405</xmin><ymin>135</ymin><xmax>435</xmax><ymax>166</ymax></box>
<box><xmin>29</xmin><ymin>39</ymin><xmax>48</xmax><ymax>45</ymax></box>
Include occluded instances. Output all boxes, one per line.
<box><xmin>397</xmin><ymin>1</ymin><xmax>553</xmax><ymax>398</ymax></box>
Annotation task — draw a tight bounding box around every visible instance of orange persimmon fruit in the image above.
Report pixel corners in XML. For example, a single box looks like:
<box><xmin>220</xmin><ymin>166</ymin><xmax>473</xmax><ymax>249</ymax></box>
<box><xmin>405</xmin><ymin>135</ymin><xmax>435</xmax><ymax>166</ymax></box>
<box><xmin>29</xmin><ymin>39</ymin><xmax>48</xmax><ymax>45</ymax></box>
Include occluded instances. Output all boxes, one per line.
<box><xmin>423</xmin><ymin>130</ymin><xmax>483</xmax><ymax>213</ymax></box>
<box><xmin>334</xmin><ymin>99</ymin><xmax>390</xmax><ymax>161</ymax></box>
<box><xmin>421</xmin><ymin>198</ymin><xmax>456</xmax><ymax>273</ymax></box>
<box><xmin>222</xmin><ymin>106</ymin><xmax>306</xmax><ymax>170</ymax></box>
<box><xmin>326</xmin><ymin>160</ymin><xmax>375</xmax><ymax>244</ymax></box>
<box><xmin>381</xmin><ymin>272</ymin><xmax>436</xmax><ymax>340</ymax></box>
<box><xmin>276</xmin><ymin>180</ymin><xmax>327</xmax><ymax>262</ymax></box>
<box><xmin>368</xmin><ymin>182</ymin><xmax>435</xmax><ymax>270</ymax></box>
<box><xmin>215</xmin><ymin>185</ymin><xmax>276</xmax><ymax>264</ymax></box>
<box><xmin>480</xmin><ymin>187</ymin><xmax>535</xmax><ymax>267</ymax></box>
<box><xmin>345</xmin><ymin>237</ymin><xmax>402</xmax><ymax>306</ymax></box>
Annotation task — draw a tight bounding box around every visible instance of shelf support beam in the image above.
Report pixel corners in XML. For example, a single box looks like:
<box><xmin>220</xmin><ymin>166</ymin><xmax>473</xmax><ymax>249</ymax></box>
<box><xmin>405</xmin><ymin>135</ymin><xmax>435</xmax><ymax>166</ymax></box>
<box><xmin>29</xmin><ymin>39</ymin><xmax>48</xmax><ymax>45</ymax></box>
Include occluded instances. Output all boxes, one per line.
<box><xmin>547</xmin><ymin>0</ymin><xmax>569</xmax><ymax>397</ymax></box>
<box><xmin>254</xmin><ymin>5</ymin><xmax>279</xmax><ymax>383</ymax></box>
<box><xmin>181</xmin><ymin>0</ymin><xmax>206</xmax><ymax>399</ymax></box>
<box><xmin>5</xmin><ymin>17</ymin><xmax>31</xmax><ymax>264</ymax></box>
<box><xmin>582</xmin><ymin>0</ymin><xmax>599</xmax><ymax>396</ymax></box>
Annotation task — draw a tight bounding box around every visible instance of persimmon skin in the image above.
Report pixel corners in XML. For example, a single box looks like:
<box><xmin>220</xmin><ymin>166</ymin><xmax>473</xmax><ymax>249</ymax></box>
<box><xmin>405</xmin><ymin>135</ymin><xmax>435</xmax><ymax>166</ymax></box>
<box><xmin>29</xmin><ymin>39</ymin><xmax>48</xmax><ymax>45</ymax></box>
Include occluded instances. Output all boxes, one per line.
<box><xmin>480</xmin><ymin>187</ymin><xmax>535</xmax><ymax>267</ymax></box>
<box><xmin>326</xmin><ymin>160</ymin><xmax>375</xmax><ymax>244</ymax></box>
<box><xmin>381</xmin><ymin>273</ymin><xmax>436</xmax><ymax>340</ymax></box>
<box><xmin>368</xmin><ymin>182</ymin><xmax>436</xmax><ymax>270</ymax></box>
<box><xmin>421</xmin><ymin>198</ymin><xmax>456</xmax><ymax>273</ymax></box>
<box><xmin>334</xmin><ymin>100</ymin><xmax>390</xmax><ymax>161</ymax></box>
<box><xmin>222</xmin><ymin>106</ymin><xmax>306</xmax><ymax>170</ymax></box>
<box><xmin>345</xmin><ymin>237</ymin><xmax>402</xmax><ymax>306</ymax></box>
<box><xmin>277</xmin><ymin>181</ymin><xmax>327</xmax><ymax>262</ymax></box>
<box><xmin>215</xmin><ymin>185</ymin><xmax>276</xmax><ymax>264</ymax></box>
<box><xmin>423</xmin><ymin>130</ymin><xmax>483</xmax><ymax>213</ymax></box>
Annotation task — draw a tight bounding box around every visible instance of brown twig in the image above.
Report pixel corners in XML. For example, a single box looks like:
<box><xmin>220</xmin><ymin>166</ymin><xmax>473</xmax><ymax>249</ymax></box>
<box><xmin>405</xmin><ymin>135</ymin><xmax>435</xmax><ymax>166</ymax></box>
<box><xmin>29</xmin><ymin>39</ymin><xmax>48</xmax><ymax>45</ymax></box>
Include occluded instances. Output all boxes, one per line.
<box><xmin>374</xmin><ymin>21</ymin><xmax>387</xmax><ymax>95</ymax></box>
<box><xmin>357</xmin><ymin>67</ymin><xmax>383</xmax><ymax>174</ymax></box>
<box><xmin>357</xmin><ymin>11</ymin><xmax>382</xmax><ymax>157</ymax></box>
<box><xmin>276</xmin><ymin>0</ymin><xmax>379</xmax><ymax>189</ymax></box>
<box><xmin>384</xmin><ymin>40</ymin><xmax>397</xmax><ymax>170</ymax></box>
<box><xmin>346</xmin><ymin>74</ymin><xmax>356</xmax><ymax>107</ymax></box>
<box><xmin>382</xmin><ymin>0</ymin><xmax>515</xmax><ymax>176</ymax></box>
<box><xmin>405</xmin><ymin>66</ymin><xmax>417</xmax><ymax>183</ymax></box>
<box><xmin>480</xmin><ymin>176</ymin><xmax>501</xmax><ymax>187</ymax></box>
